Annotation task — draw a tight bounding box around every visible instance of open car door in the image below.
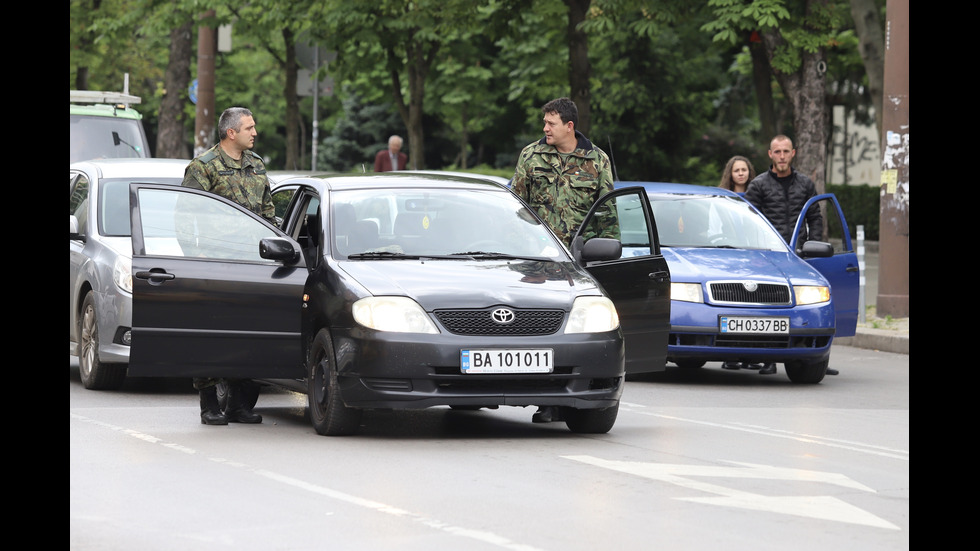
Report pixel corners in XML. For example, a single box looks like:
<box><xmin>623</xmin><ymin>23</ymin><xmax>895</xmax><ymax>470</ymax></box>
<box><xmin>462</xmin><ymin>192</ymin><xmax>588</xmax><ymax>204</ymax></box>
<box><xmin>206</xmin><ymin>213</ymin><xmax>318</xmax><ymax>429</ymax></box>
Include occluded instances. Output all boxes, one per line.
<box><xmin>573</xmin><ymin>187</ymin><xmax>671</xmax><ymax>374</ymax></box>
<box><xmin>790</xmin><ymin>193</ymin><xmax>859</xmax><ymax>337</ymax></box>
<box><xmin>127</xmin><ymin>183</ymin><xmax>308</xmax><ymax>379</ymax></box>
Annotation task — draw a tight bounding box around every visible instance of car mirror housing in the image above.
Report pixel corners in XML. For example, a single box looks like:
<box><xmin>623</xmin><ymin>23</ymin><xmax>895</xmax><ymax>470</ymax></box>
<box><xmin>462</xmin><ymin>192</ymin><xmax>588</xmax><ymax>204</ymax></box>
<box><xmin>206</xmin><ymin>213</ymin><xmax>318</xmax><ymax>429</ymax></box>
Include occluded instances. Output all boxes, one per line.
<box><xmin>70</xmin><ymin>215</ymin><xmax>82</xmax><ymax>241</ymax></box>
<box><xmin>580</xmin><ymin>237</ymin><xmax>622</xmax><ymax>262</ymax></box>
<box><xmin>799</xmin><ymin>240</ymin><xmax>833</xmax><ymax>258</ymax></box>
<box><xmin>260</xmin><ymin>237</ymin><xmax>300</xmax><ymax>264</ymax></box>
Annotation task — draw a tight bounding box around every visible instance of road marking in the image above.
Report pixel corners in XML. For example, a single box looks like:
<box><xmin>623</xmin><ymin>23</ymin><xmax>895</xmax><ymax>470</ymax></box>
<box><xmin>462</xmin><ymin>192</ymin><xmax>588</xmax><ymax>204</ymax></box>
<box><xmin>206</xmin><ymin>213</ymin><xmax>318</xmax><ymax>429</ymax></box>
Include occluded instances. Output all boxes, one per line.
<box><xmin>563</xmin><ymin>455</ymin><xmax>899</xmax><ymax>530</ymax></box>
<box><xmin>619</xmin><ymin>402</ymin><xmax>909</xmax><ymax>460</ymax></box>
<box><xmin>71</xmin><ymin>413</ymin><xmax>546</xmax><ymax>551</ymax></box>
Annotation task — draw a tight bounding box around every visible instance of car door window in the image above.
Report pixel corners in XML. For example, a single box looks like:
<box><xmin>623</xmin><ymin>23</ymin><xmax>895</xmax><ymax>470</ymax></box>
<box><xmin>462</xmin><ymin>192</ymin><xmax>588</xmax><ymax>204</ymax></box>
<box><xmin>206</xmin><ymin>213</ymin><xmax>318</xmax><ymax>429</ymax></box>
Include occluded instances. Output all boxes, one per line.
<box><xmin>70</xmin><ymin>173</ymin><xmax>90</xmax><ymax>235</ymax></box>
<box><xmin>581</xmin><ymin>191</ymin><xmax>658</xmax><ymax>258</ymax></box>
<box><xmin>136</xmin><ymin>187</ymin><xmax>279</xmax><ymax>262</ymax></box>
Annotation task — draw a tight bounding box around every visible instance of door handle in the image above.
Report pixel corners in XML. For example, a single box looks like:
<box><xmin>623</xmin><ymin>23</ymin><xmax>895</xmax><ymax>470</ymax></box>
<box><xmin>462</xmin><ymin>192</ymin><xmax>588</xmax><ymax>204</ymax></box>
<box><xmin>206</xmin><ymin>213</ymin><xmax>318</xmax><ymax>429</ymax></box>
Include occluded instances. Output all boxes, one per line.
<box><xmin>135</xmin><ymin>270</ymin><xmax>176</xmax><ymax>282</ymax></box>
<box><xmin>649</xmin><ymin>270</ymin><xmax>670</xmax><ymax>282</ymax></box>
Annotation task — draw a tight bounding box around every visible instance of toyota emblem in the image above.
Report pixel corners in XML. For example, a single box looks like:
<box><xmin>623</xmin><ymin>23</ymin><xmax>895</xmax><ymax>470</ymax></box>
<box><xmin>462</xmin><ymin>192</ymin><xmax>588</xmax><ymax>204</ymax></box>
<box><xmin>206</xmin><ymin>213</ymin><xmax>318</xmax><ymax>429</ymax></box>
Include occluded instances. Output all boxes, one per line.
<box><xmin>491</xmin><ymin>308</ymin><xmax>516</xmax><ymax>324</ymax></box>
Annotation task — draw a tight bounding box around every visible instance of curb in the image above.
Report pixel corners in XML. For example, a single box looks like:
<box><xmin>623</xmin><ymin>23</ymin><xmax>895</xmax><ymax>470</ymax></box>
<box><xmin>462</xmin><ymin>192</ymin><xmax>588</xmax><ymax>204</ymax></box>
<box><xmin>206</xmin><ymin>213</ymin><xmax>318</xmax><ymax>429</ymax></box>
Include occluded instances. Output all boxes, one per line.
<box><xmin>835</xmin><ymin>328</ymin><xmax>909</xmax><ymax>355</ymax></box>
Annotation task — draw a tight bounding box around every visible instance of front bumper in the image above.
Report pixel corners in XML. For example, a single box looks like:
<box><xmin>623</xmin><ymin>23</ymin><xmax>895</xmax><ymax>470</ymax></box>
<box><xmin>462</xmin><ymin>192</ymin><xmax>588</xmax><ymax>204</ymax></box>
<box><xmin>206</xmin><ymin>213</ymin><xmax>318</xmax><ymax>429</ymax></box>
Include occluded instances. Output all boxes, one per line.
<box><xmin>331</xmin><ymin>327</ymin><xmax>625</xmax><ymax>409</ymax></box>
<box><xmin>667</xmin><ymin>300</ymin><xmax>835</xmax><ymax>364</ymax></box>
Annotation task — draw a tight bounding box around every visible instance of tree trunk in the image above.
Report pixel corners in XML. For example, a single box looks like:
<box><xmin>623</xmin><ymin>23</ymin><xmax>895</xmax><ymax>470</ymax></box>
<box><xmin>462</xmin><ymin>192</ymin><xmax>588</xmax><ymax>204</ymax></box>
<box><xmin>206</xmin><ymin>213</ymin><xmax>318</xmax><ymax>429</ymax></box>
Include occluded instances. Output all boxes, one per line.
<box><xmin>762</xmin><ymin>0</ymin><xmax>828</xmax><ymax>194</ymax></box>
<box><xmin>749</xmin><ymin>36</ymin><xmax>777</xmax><ymax>140</ymax></box>
<box><xmin>283</xmin><ymin>28</ymin><xmax>300</xmax><ymax>170</ymax></box>
<box><xmin>156</xmin><ymin>21</ymin><xmax>193</xmax><ymax>159</ymax></box>
<box><xmin>566</xmin><ymin>0</ymin><xmax>592</xmax><ymax>137</ymax></box>
<box><xmin>849</xmin><ymin>0</ymin><xmax>885</xmax><ymax>141</ymax></box>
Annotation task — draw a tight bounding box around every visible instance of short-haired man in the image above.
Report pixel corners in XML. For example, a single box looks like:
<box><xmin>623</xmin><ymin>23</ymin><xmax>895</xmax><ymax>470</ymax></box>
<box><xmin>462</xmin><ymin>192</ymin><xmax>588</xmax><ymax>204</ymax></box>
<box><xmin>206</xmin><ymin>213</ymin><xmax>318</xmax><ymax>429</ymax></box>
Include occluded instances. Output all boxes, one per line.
<box><xmin>744</xmin><ymin>135</ymin><xmax>822</xmax><ymax>245</ymax></box>
<box><xmin>182</xmin><ymin>106</ymin><xmax>274</xmax><ymax>425</ymax></box>
<box><xmin>374</xmin><ymin>135</ymin><xmax>407</xmax><ymax>172</ymax></box>
<box><xmin>511</xmin><ymin>97</ymin><xmax>615</xmax><ymax>247</ymax></box>
<box><xmin>744</xmin><ymin>135</ymin><xmax>833</xmax><ymax>376</ymax></box>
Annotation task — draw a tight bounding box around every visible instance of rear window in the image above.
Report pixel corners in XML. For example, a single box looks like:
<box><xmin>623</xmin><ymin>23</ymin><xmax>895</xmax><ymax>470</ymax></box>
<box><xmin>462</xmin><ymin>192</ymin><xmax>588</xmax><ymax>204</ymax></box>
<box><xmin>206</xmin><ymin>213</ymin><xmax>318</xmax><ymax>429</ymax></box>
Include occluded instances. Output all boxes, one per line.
<box><xmin>70</xmin><ymin>114</ymin><xmax>150</xmax><ymax>163</ymax></box>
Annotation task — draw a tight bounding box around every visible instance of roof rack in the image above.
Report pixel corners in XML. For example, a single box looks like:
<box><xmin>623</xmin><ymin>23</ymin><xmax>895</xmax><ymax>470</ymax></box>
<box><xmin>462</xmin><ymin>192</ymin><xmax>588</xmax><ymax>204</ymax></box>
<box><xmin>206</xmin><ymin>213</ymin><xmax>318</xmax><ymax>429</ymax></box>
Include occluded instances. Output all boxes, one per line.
<box><xmin>70</xmin><ymin>90</ymin><xmax>142</xmax><ymax>106</ymax></box>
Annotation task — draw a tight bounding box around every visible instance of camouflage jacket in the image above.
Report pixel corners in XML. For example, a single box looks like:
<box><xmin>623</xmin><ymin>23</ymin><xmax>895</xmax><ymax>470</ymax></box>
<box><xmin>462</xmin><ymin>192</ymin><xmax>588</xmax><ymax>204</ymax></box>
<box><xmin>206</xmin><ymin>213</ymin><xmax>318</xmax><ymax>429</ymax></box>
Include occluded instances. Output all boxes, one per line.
<box><xmin>182</xmin><ymin>143</ymin><xmax>275</xmax><ymax>223</ymax></box>
<box><xmin>511</xmin><ymin>132</ymin><xmax>615</xmax><ymax>246</ymax></box>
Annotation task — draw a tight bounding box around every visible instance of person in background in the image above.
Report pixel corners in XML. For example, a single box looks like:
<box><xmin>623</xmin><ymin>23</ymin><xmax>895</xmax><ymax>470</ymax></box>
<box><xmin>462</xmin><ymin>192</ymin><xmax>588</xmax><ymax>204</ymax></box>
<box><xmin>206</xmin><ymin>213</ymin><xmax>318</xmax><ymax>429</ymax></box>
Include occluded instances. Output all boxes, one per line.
<box><xmin>719</xmin><ymin>155</ymin><xmax>756</xmax><ymax>194</ymax></box>
<box><xmin>374</xmin><ymin>135</ymin><xmax>407</xmax><ymax>172</ymax></box>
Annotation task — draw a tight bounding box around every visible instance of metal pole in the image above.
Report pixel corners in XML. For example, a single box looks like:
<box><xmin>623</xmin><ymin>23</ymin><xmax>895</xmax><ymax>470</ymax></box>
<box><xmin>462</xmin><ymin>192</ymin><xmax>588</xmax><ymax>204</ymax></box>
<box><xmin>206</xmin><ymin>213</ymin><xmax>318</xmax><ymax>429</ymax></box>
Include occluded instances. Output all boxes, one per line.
<box><xmin>876</xmin><ymin>0</ymin><xmax>909</xmax><ymax>317</ymax></box>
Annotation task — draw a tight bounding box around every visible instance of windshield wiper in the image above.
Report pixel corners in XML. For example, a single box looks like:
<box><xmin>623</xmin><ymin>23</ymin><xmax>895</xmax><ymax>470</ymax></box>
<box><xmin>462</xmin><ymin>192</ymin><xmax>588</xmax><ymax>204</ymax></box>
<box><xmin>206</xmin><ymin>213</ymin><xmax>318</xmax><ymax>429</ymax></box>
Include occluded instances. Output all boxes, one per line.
<box><xmin>347</xmin><ymin>251</ymin><xmax>418</xmax><ymax>259</ymax></box>
<box><xmin>452</xmin><ymin>251</ymin><xmax>552</xmax><ymax>262</ymax></box>
<box><xmin>347</xmin><ymin>251</ymin><xmax>472</xmax><ymax>260</ymax></box>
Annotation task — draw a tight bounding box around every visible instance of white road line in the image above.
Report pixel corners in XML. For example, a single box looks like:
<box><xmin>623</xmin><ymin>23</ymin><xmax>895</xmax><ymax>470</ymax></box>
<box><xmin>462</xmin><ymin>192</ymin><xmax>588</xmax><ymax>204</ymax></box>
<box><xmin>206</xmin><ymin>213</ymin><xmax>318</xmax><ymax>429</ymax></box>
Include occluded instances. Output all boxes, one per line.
<box><xmin>71</xmin><ymin>413</ymin><xmax>545</xmax><ymax>551</ymax></box>
<box><xmin>618</xmin><ymin>403</ymin><xmax>909</xmax><ymax>460</ymax></box>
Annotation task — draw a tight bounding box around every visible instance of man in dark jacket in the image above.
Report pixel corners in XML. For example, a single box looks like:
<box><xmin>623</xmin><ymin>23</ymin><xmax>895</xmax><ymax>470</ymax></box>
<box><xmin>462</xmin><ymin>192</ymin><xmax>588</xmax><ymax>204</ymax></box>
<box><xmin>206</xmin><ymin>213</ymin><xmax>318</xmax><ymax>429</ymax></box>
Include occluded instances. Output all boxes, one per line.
<box><xmin>744</xmin><ymin>135</ymin><xmax>822</xmax><ymax>245</ymax></box>
<box><xmin>743</xmin><ymin>135</ymin><xmax>837</xmax><ymax>377</ymax></box>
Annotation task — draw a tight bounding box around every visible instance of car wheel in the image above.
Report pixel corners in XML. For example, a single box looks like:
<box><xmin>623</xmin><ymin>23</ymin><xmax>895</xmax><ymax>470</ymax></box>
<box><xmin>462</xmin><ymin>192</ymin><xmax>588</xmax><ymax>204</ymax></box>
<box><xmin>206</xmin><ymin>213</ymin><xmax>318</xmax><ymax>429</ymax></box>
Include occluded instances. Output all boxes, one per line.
<box><xmin>562</xmin><ymin>403</ymin><xmax>619</xmax><ymax>434</ymax></box>
<box><xmin>674</xmin><ymin>359</ymin><xmax>706</xmax><ymax>369</ymax></box>
<box><xmin>78</xmin><ymin>291</ymin><xmax>126</xmax><ymax>390</ymax></box>
<box><xmin>784</xmin><ymin>359</ymin><xmax>828</xmax><ymax>384</ymax></box>
<box><xmin>216</xmin><ymin>380</ymin><xmax>260</xmax><ymax>411</ymax></box>
<box><xmin>308</xmin><ymin>328</ymin><xmax>362</xmax><ymax>436</ymax></box>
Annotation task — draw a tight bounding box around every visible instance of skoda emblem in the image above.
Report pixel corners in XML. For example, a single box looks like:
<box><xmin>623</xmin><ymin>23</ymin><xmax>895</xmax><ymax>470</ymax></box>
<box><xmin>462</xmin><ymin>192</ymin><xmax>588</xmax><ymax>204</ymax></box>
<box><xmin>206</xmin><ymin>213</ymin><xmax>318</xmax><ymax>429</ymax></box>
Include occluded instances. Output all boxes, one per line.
<box><xmin>742</xmin><ymin>281</ymin><xmax>759</xmax><ymax>292</ymax></box>
<box><xmin>491</xmin><ymin>308</ymin><xmax>516</xmax><ymax>324</ymax></box>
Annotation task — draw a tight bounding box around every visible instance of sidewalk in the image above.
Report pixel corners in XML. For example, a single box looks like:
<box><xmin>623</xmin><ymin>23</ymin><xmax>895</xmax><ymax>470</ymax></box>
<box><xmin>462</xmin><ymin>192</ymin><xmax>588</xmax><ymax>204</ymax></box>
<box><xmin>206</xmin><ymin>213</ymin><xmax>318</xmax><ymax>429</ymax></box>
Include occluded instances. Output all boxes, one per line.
<box><xmin>835</xmin><ymin>316</ymin><xmax>909</xmax><ymax>355</ymax></box>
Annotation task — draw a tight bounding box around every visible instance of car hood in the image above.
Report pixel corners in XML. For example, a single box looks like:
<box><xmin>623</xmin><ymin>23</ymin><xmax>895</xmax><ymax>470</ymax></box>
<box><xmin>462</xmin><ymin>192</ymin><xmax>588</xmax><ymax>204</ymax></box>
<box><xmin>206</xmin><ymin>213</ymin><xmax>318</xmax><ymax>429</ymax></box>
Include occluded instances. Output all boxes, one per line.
<box><xmin>337</xmin><ymin>259</ymin><xmax>599</xmax><ymax>310</ymax></box>
<box><xmin>663</xmin><ymin>247</ymin><xmax>828</xmax><ymax>285</ymax></box>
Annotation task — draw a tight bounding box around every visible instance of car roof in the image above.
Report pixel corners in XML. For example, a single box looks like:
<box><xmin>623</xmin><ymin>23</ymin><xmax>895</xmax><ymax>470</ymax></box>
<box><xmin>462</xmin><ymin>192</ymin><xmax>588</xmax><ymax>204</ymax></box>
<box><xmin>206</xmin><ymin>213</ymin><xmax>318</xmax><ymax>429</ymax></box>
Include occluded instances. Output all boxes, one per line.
<box><xmin>275</xmin><ymin>171</ymin><xmax>514</xmax><ymax>193</ymax></box>
<box><xmin>70</xmin><ymin>158</ymin><xmax>190</xmax><ymax>179</ymax></box>
<box><xmin>615</xmin><ymin>181</ymin><xmax>740</xmax><ymax>198</ymax></box>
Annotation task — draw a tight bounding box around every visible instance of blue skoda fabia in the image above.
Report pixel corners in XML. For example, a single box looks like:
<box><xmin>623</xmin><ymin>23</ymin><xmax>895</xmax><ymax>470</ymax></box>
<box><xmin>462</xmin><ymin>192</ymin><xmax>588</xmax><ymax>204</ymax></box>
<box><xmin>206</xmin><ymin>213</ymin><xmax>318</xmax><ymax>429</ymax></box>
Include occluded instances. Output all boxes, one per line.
<box><xmin>616</xmin><ymin>182</ymin><xmax>859</xmax><ymax>384</ymax></box>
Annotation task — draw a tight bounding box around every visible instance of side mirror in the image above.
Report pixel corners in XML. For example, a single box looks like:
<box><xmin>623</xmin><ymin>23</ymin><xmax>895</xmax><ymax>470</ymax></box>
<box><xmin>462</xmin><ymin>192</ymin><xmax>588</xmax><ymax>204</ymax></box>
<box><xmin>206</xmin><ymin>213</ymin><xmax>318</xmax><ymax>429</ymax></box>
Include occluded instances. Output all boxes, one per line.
<box><xmin>70</xmin><ymin>215</ymin><xmax>82</xmax><ymax>240</ymax></box>
<box><xmin>580</xmin><ymin>237</ymin><xmax>623</xmax><ymax>263</ymax></box>
<box><xmin>260</xmin><ymin>237</ymin><xmax>300</xmax><ymax>264</ymax></box>
<box><xmin>799</xmin><ymin>240</ymin><xmax>833</xmax><ymax>258</ymax></box>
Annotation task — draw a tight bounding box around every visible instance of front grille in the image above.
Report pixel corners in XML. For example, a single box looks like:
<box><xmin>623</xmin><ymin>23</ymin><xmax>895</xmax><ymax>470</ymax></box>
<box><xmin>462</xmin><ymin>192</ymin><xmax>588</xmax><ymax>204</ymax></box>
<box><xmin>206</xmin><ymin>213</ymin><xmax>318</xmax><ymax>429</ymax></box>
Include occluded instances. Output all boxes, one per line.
<box><xmin>434</xmin><ymin>308</ymin><xmax>564</xmax><ymax>336</ymax></box>
<box><xmin>708</xmin><ymin>281</ymin><xmax>791</xmax><ymax>305</ymax></box>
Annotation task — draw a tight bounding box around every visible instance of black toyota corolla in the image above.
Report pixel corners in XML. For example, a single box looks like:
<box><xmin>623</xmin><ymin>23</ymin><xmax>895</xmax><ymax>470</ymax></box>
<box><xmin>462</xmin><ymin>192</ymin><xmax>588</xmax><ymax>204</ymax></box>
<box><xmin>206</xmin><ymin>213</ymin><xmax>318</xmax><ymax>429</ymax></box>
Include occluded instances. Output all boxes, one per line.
<box><xmin>127</xmin><ymin>173</ymin><xmax>670</xmax><ymax>435</ymax></box>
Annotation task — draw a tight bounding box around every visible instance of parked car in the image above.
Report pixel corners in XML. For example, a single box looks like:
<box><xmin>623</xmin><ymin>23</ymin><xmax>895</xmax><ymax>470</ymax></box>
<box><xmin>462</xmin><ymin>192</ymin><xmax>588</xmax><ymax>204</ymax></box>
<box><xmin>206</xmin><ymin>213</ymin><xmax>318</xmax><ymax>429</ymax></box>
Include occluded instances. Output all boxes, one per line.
<box><xmin>125</xmin><ymin>173</ymin><xmax>671</xmax><ymax>434</ymax></box>
<box><xmin>615</xmin><ymin>182</ymin><xmax>859</xmax><ymax>384</ymax></box>
<box><xmin>70</xmin><ymin>158</ymin><xmax>189</xmax><ymax>389</ymax></box>
<box><xmin>70</xmin><ymin>90</ymin><xmax>151</xmax><ymax>163</ymax></box>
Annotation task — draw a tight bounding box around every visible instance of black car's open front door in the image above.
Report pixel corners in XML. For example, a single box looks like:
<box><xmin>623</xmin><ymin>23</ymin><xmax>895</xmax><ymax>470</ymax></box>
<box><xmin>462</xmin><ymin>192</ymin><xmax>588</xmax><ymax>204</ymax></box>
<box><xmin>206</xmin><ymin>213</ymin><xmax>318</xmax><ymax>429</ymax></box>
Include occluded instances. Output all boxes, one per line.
<box><xmin>573</xmin><ymin>187</ymin><xmax>671</xmax><ymax>374</ymax></box>
<box><xmin>127</xmin><ymin>183</ymin><xmax>307</xmax><ymax>379</ymax></box>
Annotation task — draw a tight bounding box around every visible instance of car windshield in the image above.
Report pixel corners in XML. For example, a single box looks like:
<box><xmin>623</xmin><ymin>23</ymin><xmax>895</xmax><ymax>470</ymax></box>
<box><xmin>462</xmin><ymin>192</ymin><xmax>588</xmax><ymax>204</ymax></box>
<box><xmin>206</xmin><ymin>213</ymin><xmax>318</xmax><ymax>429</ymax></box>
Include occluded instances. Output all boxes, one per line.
<box><xmin>331</xmin><ymin>188</ymin><xmax>565</xmax><ymax>260</ymax></box>
<box><xmin>100</xmin><ymin>178</ymin><xmax>182</xmax><ymax>237</ymax></box>
<box><xmin>649</xmin><ymin>194</ymin><xmax>787</xmax><ymax>251</ymax></box>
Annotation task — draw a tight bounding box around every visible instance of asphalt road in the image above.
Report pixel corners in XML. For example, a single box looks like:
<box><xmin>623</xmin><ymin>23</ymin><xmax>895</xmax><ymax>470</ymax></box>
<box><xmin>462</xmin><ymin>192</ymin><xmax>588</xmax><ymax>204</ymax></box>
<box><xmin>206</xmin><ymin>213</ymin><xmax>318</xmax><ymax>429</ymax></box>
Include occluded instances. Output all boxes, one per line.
<box><xmin>70</xmin><ymin>342</ymin><xmax>909</xmax><ymax>551</ymax></box>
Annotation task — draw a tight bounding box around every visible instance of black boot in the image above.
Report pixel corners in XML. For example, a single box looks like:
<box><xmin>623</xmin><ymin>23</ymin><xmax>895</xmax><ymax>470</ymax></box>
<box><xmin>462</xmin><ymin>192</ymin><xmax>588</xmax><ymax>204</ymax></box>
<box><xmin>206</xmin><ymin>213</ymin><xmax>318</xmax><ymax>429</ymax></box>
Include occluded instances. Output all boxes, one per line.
<box><xmin>200</xmin><ymin>387</ymin><xmax>228</xmax><ymax>425</ymax></box>
<box><xmin>224</xmin><ymin>382</ymin><xmax>262</xmax><ymax>424</ymax></box>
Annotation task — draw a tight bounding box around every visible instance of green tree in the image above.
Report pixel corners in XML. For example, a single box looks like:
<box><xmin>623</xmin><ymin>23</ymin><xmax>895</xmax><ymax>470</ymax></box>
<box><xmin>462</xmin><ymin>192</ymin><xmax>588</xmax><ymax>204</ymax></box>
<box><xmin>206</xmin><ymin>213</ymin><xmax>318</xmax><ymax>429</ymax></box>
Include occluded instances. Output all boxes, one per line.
<box><xmin>704</xmin><ymin>0</ymin><xmax>852</xmax><ymax>192</ymax></box>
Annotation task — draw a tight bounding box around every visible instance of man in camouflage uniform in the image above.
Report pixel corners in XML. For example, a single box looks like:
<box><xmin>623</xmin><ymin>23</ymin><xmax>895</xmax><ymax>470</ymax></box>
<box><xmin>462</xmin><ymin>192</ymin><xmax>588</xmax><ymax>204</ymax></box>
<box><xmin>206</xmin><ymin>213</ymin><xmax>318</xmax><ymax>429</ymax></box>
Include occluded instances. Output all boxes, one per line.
<box><xmin>512</xmin><ymin>98</ymin><xmax>615</xmax><ymax>424</ymax></box>
<box><xmin>182</xmin><ymin>107</ymin><xmax>273</xmax><ymax>426</ymax></box>
<box><xmin>512</xmin><ymin>97</ymin><xmax>616</xmax><ymax>247</ymax></box>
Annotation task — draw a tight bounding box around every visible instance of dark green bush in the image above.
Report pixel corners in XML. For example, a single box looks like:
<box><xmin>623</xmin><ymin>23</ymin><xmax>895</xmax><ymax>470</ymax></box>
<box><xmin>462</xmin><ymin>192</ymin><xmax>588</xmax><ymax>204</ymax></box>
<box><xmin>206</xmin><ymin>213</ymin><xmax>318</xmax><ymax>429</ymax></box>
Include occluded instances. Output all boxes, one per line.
<box><xmin>826</xmin><ymin>184</ymin><xmax>879</xmax><ymax>241</ymax></box>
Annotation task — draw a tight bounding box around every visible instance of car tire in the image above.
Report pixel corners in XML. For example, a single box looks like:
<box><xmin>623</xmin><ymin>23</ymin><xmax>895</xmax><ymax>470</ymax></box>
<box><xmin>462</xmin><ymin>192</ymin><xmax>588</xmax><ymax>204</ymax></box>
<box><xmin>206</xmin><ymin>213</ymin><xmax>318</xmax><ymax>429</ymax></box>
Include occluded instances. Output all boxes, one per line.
<box><xmin>562</xmin><ymin>403</ymin><xmax>619</xmax><ymax>434</ymax></box>
<box><xmin>216</xmin><ymin>380</ymin><xmax>260</xmax><ymax>411</ymax></box>
<box><xmin>308</xmin><ymin>328</ymin><xmax>362</xmax><ymax>436</ymax></box>
<box><xmin>78</xmin><ymin>291</ymin><xmax>126</xmax><ymax>390</ymax></box>
<box><xmin>674</xmin><ymin>359</ymin><xmax>706</xmax><ymax>369</ymax></box>
<box><xmin>784</xmin><ymin>358</ymin><xmax>828</xmax><ymax>384</ymax></box>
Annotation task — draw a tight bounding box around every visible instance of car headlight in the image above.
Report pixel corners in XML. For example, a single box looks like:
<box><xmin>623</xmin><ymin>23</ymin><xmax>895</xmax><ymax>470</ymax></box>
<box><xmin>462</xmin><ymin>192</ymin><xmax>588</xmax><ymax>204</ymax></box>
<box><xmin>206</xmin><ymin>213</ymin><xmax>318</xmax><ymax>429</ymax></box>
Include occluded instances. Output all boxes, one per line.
<box><xmin>352</xmin><ymin>296</ymin><xmax>438</xmax><ymax>334</ymax></box>
<box><xmin>671</xmin><ymin>282</ymin><xmax>703</xmax><ymax>303</ymax></box>
<box><xmin>565</xmin><ymin>296</ymin><xmax>620</xmax><ymax>333</ymax></box>
<box><xmin>113</xmin><ymin>256</ymin><xmax>133</xmax><ymax>294</ymax></box>
<box><xmin>794</xmin><ymin>285</ymin><xmax>831</xmax><ymax>305</ymax></box>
